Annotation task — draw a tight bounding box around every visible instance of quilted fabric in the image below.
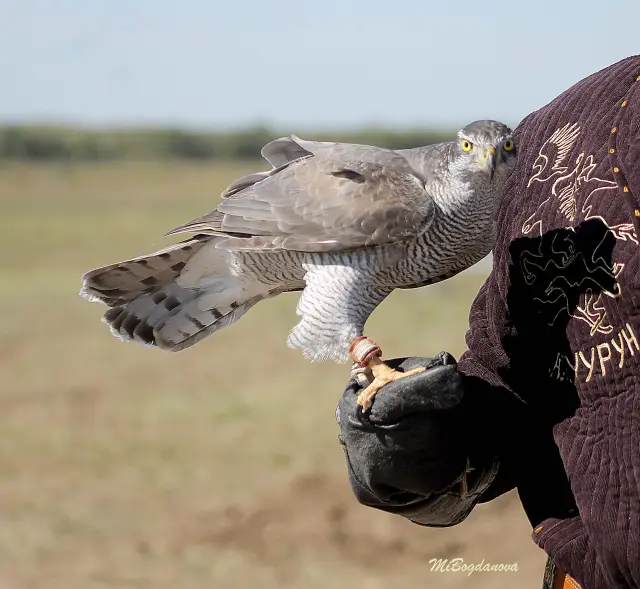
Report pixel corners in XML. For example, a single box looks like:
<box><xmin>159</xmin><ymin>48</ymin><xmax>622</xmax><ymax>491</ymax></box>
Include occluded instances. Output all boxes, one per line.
<box><xmin>459</xmin><ymin>55</ymin><xmax>640</xmax><ymax>589</ymax></box>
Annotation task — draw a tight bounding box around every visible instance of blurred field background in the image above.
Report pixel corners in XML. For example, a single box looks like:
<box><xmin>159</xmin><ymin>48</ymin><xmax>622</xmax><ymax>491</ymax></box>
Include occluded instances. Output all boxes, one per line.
<box><xmin>8</xmin><ymin>1</ymin><xmax>629</xmax><ymax>584</ymax></box>
<box><xmin>0</xmin><ymin>160</ymin><xmax>546</xmax><ymax>589</ymax></box>
<box><xmin>5</xmin><ymin>0</ymin><xmax>640</xmax><ymax>584</ymax></box>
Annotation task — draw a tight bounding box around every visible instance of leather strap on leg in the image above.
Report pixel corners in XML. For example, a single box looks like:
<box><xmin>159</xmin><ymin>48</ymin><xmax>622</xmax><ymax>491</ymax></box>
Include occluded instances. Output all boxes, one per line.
<box><xmin>349</xmin><ymin>336</ymin><xmax>382</xmax><ymax>366</ymax></box>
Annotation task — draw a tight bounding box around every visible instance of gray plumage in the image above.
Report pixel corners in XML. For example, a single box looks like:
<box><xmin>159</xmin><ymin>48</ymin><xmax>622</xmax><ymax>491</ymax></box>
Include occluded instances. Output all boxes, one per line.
<box><xmin>81</xmin><ymin>120</ymin><xmax>516</xmax><ymax>362</ymax></box>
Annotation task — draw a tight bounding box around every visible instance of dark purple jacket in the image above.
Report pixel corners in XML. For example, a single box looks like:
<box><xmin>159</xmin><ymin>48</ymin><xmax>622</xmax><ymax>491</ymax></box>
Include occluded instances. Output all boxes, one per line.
<box><xmin>338</xmin><ymin>56</ymin><xmax>640</xmax><ymax>589</ymax></box>
<box><xmin>458</xmin><ymin>55</ymin><xmax>640</xmax><ymax>588</ymax></box>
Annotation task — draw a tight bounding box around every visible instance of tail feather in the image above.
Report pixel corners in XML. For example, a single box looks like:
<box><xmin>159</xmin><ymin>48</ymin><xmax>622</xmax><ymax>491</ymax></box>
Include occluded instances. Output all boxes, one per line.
<box><xmin>102</xmin><ymin>284</ymin><xmax>271</xmax><ymax>351</ymax></box>
<box><xmin>81</xmin><ymin>236</ymin><xmax>276</xmax><ymax>351</ymax></box>
<box><xmin>80</xmin><ymin>236</ymin><xmax>208</xmax><ymax>307</ymax></box>
<box><xmin>154</xmin><ymin>291</ymin><xmax>270</xmax><ymax>351</ymax></box>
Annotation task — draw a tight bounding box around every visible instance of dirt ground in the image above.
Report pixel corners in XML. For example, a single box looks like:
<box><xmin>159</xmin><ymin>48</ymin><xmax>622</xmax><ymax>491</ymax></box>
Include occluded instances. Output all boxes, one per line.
<box><xmin>0</xmin><ymin>163</ymin><xmax>546</xmax><ymax>588</ymax></box>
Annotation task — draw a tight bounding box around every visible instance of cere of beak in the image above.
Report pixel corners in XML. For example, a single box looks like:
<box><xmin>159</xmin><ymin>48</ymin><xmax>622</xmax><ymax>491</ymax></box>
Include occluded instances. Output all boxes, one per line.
<box><xmin>484</xmin><ymin>145</ymin><xmax>497</xmax><ymax>180</ymax></box>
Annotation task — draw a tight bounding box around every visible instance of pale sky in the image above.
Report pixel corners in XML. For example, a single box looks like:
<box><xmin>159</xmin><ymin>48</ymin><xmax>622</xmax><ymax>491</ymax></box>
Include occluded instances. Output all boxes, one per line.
<box><xmin>1</xmin><ymin>0</ymin><xmax>639</xmax><ymax>130</ymax></box>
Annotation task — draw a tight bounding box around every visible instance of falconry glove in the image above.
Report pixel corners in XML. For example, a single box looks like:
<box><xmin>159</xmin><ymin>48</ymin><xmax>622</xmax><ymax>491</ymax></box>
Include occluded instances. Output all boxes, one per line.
<box><xmin>336</xmin><ymin>353</ymin><xmax>506</xmax><ymax>527</ymax></box>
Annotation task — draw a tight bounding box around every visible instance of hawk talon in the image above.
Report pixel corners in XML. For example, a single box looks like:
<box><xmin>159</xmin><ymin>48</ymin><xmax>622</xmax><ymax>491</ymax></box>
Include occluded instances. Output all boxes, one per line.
<box><xmin>351</xmin><ymin>363</ymin><xmax>373</xmax><ymax>387</ymax></box>
<box><xmin>351</xmin><ymin>341</ymin><xmax>426</xmax><ymax>411</ymax></box>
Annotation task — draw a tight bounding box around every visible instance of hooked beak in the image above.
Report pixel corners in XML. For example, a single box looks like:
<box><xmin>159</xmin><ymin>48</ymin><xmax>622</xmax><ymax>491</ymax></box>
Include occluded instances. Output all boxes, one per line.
<box><xmin>483</xmin><ymin>146</ymin><xmax>497</xmax><ymax>180</ymax></box>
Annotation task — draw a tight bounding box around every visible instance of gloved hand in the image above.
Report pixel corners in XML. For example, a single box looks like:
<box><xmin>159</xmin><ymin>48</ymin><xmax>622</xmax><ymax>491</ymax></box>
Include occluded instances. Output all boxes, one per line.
<box><xmin>336</xmin><ymin>353</ymin><xmax>471</xmax><ymax>511</ymax></box>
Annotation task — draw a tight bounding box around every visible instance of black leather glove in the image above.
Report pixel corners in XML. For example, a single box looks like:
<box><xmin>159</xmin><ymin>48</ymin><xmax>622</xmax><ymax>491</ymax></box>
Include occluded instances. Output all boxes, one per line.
<box><xmin>336</xmin><ymin>353</ymin><xmax>504</xmax><ymax>527</ymax></box>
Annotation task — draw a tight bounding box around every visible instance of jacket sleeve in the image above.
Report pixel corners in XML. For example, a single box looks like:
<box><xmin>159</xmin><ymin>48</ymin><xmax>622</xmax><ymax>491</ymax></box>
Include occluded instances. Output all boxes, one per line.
<box><xmin>457</xmin><ymin>271</ymin><xmax>579</xmax><ymax>520</ymax></box>
<box><xmin>457</xmin><ymin>274</ymin><xmax>617</xmax><ymax>588</ymax></box>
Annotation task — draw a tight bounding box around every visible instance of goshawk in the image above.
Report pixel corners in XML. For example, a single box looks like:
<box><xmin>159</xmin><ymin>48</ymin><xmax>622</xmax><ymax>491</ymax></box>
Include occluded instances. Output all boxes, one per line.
<box><xmin>81</xmin><ymin>120</ymin><xmax>515</xmax><ymax>409</ymax></box>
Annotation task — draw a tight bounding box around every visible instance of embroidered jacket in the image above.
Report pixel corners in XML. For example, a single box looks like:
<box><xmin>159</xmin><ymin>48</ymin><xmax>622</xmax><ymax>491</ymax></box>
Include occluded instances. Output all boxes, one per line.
<box><xmin>458</xmin><ymin>55</ymin><xmax>640</xmax><ymax>589</ymax></box>
<box><xmin>338</xmin><ymin>56</ymin><xmax>640</xmax><ymax>589</ymax></box>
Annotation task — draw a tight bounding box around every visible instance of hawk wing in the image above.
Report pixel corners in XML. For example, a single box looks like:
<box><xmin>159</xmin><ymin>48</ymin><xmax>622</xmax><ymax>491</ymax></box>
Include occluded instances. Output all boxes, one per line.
<box><xmin>166</xmin><ymin>137</ymin><xmax>435</xmax><ymax>253</ymax></box>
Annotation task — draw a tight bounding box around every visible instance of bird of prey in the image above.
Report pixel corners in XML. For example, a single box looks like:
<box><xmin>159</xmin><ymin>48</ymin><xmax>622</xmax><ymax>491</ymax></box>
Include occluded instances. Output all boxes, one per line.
<box><xmin>81</xmin><ymin>120</ymin><xmax>516</xmax><ymax>409</ymax></box>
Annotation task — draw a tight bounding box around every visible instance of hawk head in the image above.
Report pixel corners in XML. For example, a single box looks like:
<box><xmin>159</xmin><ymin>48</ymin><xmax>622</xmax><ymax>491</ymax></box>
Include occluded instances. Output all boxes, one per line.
<box><xmin>454</xmin><ymin>120</ymin><xmax>516</xmax><ymax>182</ymax></box>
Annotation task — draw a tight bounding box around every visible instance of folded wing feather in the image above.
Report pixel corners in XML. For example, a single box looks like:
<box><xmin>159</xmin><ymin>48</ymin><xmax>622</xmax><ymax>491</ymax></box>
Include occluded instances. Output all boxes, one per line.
<box><xmin>166</xmin><ymin>136</ymin><xmax>435</xmax><ymax>253</ymax></box>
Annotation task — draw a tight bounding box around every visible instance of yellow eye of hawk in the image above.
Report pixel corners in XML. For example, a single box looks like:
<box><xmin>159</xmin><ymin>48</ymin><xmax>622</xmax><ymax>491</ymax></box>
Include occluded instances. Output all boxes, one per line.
<box><xmin>503</xmin><ymin>139</ymin><xmax>514</xmax><ymax>152</ymax></box>
<box><xmin>461</xmin><ymin>140</ymin><xmax>472</xmax><ymax>152</ymax></box>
